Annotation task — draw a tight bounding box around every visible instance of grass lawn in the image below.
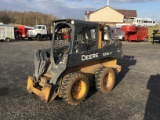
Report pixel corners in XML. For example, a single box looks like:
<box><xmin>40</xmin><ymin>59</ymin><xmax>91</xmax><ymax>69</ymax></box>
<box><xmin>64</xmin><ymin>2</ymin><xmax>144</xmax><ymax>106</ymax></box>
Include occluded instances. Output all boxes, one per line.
<box><xmin>148</xmin><ymin>27</ymin><xmax>160</xmax><ymax>40</ymax></box>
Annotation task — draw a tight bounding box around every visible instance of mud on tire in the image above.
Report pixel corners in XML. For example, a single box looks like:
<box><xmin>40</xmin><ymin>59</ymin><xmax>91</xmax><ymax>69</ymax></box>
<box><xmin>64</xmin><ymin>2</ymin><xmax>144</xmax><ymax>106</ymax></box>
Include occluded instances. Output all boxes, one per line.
<box><xmin>61</xmin><ymin>72</ymin><xmax>89</xmax><ymax>105</ymax></box>
<box><xmin>95</xmin><ymin>67</ymin><xmax>115</xmax><ymax>93</ymax></box>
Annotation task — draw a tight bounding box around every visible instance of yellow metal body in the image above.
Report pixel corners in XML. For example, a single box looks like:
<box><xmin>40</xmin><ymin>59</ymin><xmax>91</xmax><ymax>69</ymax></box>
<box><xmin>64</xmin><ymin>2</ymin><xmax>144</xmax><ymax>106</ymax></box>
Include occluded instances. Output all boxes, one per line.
<box><xmin>27</xmin><ymin>58</ymin><xmax>121</xmax><ymax>102</ymax></box>
<box><xmin>71</xmin><ymin>79</ymin><xmax>87</xmax><ymax>99</ymax></box>
<box><xmin>27</xmin><ymin>76</ymin><xmax>52</xmax><ymax>102</ymax></box>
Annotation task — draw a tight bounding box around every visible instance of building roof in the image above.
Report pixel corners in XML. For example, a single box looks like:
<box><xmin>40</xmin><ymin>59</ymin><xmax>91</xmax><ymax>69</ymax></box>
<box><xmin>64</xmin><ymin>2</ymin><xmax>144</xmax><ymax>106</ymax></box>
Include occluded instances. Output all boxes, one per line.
<box><xmin>85</xmin><ymin>6</ymin><xmax>137</xmax><ymax>18</ymax></box>
<box><xmin>115</xmin><ymin>9</ymin><xmax>137</xmax><ymax>18</ymax></box>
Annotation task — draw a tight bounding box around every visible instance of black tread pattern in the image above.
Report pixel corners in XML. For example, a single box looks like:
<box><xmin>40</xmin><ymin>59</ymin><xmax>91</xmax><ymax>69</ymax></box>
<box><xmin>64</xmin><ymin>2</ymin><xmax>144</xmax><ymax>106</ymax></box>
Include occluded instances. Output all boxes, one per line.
<box><xmin>95</xmin><ymin>67</ymin><xmax>107</xmax><ymax>92</ymax></box>
<box><xmin>95</xmin><ymin>67</ymin><xmax>115</xmax><ymax>93</ymax></box>
<box><xmin>61</xmin><ymin>72</ymin><xmax>89</xmax><ymax>105</ymax></box>
<box><xmin>37</xmin><ymin>34</ymin><xmax>42</xmax><ymax>40</ymax></box>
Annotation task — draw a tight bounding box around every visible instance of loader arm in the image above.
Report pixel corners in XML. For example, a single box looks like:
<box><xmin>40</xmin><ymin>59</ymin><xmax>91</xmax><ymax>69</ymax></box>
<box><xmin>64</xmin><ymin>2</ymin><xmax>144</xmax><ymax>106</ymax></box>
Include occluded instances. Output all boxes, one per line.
<box><xmin>34</xmin><ymin>49</ymin><xmax>49</xmax><ymax>80</ymax></box>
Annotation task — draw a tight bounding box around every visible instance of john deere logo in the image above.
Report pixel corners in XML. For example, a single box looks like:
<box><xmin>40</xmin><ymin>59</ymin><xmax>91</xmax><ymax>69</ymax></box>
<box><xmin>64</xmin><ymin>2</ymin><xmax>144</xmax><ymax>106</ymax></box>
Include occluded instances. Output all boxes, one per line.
<box><xmin>82</xmin><ymin>53</ymin><xmax>99</xmax><ymax>61</ymax></box>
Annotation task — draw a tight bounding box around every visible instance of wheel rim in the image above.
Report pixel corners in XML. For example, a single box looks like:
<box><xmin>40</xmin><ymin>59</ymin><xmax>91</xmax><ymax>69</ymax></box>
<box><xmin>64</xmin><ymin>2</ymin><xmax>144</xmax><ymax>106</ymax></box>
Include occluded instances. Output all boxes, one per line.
<box><xmin>103</xmin><ymin>71</ymin><xmax>113</xmax><ymax>90</ymax></box>
<box><xmin>71</xmin><ymin>79</ymin><xmax>86</xmax><ymax>99</ymax></box>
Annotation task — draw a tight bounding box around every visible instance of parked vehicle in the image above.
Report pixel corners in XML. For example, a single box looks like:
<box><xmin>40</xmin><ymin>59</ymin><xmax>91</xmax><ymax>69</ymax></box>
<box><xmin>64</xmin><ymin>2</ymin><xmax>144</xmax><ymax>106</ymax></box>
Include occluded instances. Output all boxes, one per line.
<box><xmin>27</xmin><ymin>25</ymin><xmax>52</xmax><ymax>40</ymax></box>
<box><xmin>109</xmin><ymin>23</ymin><xmax>132</xmax><ymax>40</ymax></box>
<box><xmin>122</xmin><ymin>25</ymin><xmax>148</xmax><ymax>41</ymax></box>
<box><xmin>0</xmin><ymin>24</ymin><xmax>15</xmax><ymax>42</ymax></box>
<box><xmin>14</xmin><ymin>25</ymin><xmax>34</xmax><ymax>40</ymax></box>
<box><xmin>133</xmin><ymin>18</ymin><xmax>158</xmax><ymax>27</ymax></box>
<box><xmin>110</xmin><ymin>26</ymin><xmax>124</xmax><ymax>40</ymax></box>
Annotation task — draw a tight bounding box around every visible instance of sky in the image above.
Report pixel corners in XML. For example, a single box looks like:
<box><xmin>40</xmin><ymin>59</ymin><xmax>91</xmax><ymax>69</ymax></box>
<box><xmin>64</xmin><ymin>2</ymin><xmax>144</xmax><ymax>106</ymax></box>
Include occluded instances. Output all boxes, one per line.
<box><xmin>0</xmin><ymin>0</ymin><xmax>160</xmax><ymax>22</ymax></box>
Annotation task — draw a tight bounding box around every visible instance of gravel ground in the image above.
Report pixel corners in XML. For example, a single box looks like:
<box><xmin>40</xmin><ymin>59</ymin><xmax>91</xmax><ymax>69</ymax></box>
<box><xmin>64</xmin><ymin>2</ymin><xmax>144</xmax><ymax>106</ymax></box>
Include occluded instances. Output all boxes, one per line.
<box><xmin>0</xmin><ymin>40</ymin><xmax>160</xmax><ymax>120</ymax></box>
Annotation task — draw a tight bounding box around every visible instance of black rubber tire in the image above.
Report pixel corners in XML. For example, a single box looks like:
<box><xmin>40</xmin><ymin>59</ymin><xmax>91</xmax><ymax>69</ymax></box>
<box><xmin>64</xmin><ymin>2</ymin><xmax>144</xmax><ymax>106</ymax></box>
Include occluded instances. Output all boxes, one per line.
<box><xmin>17</xmin><ymin>33</ymin><xmax>22</xmax><ymax>40</ymax></box>
<box><xmin>28</xmin><ymin>37</ymin><xmax>32</xmax><ymax>41</ymax></box>
<box><xmin>5</xmin><ymin>38</ymin><xmax>10</xmax><ymax>42</ymax></box>
<box><xmin>144</xmin><ymin>37</ymin><xmax>148</xmax><ymax>42</ymax></box>
<box><xmin>61</xmin><ymin>72</ymin><xmax>89</xmax><ymax>105</ymax></box>
<box><xmin>37</xmin><ymin>34</ymin><xmax>42</xmax><ymax>41</ymax></box>
<box><xmin>95</xmin><ymin>67</ymin><xmax>115</xmax><ymax>93</ymax></box>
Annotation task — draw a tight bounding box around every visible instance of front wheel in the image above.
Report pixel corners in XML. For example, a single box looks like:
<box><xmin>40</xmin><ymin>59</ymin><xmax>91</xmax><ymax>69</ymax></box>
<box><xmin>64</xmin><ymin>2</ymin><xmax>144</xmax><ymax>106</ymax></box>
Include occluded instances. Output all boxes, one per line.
<box><xmin>61</xmin><ymin>72</ymin><xmax>89</xmax><ymax>105</ymax></box>
<box><xmin>37</xmin><ymin>34</ymin><xmax>43</xmax><ymax>41</ymax></box>
<box><xmin>95</xmin><ymin>67</ymin><xmax>115</xmax><ymax>93</ymax></box>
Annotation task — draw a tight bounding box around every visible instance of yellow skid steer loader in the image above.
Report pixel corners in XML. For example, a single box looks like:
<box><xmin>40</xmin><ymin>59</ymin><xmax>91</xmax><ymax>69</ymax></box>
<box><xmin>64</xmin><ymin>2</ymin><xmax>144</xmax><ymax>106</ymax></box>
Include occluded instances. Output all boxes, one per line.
<box><xmin>27</xmin><ymin>19</ymin><xmax>123</xmax><ymax>105</ymax></box>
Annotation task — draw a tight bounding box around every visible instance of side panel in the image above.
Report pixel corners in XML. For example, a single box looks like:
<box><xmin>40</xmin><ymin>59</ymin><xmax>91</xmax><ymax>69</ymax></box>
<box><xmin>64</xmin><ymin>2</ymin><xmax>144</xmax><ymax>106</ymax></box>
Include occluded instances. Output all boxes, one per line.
<box><xmin>65</xmin><ymin>58</ymin><xmax>120</xmax><ymax>75</ymax></box>
<box><xmin>0</xmin><ymin>26</ymin><xmax>15</xmax><ymax>40</ymax></box>
<box><xmin>67</xmin><ymin>40</ymin><xmax>122</xmax><ymax>68</ymax></box>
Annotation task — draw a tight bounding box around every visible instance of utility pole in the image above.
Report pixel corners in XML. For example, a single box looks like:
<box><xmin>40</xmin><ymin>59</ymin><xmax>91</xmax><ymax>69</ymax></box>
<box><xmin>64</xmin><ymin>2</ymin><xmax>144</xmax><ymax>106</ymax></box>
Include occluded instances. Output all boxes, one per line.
<box><xmin>36</xmin><ymin>16</ymin><xmax>37</xmax><ymax>25</ymax></box>
<box><xmin>107</xmin><ymin>0</ymin><xmax>110</xmax><ymax>6</ymax></box>
<box><xmin>22</xmin><ymin>14</ymin><xmax>24</xmax><ymax>25</ymax></box>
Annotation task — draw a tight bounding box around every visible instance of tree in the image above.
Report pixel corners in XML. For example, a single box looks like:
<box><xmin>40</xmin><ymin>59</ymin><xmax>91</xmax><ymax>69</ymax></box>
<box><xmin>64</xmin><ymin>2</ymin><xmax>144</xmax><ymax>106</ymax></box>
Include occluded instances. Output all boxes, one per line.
<box><xmin>0</xmin><ymin>10</ymin><xmax>58</xmax><ymax>26</ymax></box>
<box><xmin>0</xmin><ymin>12</ymin><xmax>12</xmax><ymax>24</ymax></box>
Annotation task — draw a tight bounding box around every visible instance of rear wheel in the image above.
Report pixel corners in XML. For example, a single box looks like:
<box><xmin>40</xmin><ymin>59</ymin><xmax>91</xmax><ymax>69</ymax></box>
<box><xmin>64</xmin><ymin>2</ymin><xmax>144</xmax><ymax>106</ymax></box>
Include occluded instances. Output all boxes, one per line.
<box><xmin>28</xmin><ymin>37</ymin><xmax>32</xmax><ymax>41</ymax></box>
<box><xmin>144</xmin><ymin>37</ymin><xmax>148</xmax><ymax>42</ymax></box>
<box><xmin>61</xmin><ymin>72</ymin><xmax>89</xmax><ymax>105</ymax></box>
<box><xmin>95</xmin><ymin>67</ymin><xmax>115</xmax><ymax>93</ymax></box>
<box><xmin>5</xmin><ymin>38</ymin><xmax>10</xmax><ymax>42</ymax></box>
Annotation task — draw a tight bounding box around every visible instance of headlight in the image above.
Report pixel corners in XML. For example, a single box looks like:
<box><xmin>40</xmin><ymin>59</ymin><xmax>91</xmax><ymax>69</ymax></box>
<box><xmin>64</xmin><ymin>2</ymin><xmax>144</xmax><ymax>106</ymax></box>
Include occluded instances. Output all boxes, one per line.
<box><xmin>71</xmin><ymin>20</ymin><xmax>74</xmax><ymax>24</ymax></box>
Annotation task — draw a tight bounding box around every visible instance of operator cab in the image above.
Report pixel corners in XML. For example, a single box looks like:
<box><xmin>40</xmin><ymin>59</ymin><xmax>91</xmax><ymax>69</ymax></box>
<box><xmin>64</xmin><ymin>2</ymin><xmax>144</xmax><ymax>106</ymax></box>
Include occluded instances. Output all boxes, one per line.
<box><xmin>53</xmin><ymin>20</ymin><xmax>98</xmax><ymax>51</ymax></box>
<box><xmin>52</xmin><ymin>20</ymin><xmax>99</xmax><ymax>64</ymax></box>
<box><xmin>52</xmin><ymin>20</ymin><xmax>116</xmax><ymax>65</ymax></box>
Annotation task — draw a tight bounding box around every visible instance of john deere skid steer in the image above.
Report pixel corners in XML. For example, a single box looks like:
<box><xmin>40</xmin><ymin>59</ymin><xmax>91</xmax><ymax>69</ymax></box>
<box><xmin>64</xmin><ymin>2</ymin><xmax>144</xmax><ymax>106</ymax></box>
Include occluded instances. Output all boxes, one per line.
<box><xmin>27</xmin><ymin>19</ymin><xmax>123</xmax><ymax>105</ymax></box>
